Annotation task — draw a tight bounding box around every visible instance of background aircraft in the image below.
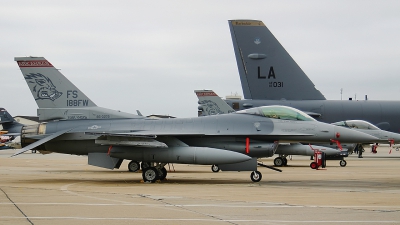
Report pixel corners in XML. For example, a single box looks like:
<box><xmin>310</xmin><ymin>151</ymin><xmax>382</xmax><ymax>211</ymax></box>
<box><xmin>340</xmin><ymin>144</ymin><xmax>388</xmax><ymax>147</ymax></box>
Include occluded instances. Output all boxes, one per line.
<box><xmin>222</xmin><ymin>20</ymin><xmax>400</xmax><ymax>134</ymax></box>
<box><xmin>196</xmin><ymin>90</ymin><xmax>346</xmax><ymax>167</ymax></box>
<box><xmin>197</xmin><ymin>89</ymin><xmax>400</xmax><ymax>163</ymax></box>
<box><xmin>5</xmin><ymin>56</ymin><xmax>378</xmax><ymax>183</ymax></box>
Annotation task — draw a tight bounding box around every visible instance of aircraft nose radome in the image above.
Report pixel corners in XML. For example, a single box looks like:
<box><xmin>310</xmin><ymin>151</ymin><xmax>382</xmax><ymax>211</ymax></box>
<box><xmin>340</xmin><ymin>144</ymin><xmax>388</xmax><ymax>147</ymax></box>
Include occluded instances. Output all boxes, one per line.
<box><xmin>385</xmin><ymin>131</ymin><xmax>400</xmax><ymax>143</ymax></box>
<box><xmin>334</xmin><ymin>126</ymin><xmax>379</xmax><ymax>143</ymax></box>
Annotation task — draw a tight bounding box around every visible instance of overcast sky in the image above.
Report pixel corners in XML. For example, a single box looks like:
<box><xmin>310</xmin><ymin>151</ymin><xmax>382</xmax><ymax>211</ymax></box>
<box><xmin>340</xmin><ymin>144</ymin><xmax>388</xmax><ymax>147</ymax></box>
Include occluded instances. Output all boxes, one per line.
<box><xmin>1</xmin><ymin>0</ymin><xmax>400</xmax><ymax>118</ymax></box>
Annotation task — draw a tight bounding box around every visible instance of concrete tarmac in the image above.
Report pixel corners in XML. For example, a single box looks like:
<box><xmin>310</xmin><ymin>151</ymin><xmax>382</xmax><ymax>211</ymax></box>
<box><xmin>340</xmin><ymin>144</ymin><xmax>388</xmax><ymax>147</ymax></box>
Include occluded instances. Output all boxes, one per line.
<box><xmin>1</xmin><ymin>148</ymin><xmax>400</xmax><ymax>225</ymax></box>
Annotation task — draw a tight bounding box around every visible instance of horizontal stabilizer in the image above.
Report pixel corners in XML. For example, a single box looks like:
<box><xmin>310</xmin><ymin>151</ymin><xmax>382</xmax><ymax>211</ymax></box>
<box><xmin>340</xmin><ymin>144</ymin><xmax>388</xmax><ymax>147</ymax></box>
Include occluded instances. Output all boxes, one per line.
<box><xmin>11</xmin><ymin>128</ymin><xmax>73</xmax><ymax>157</ymax></box>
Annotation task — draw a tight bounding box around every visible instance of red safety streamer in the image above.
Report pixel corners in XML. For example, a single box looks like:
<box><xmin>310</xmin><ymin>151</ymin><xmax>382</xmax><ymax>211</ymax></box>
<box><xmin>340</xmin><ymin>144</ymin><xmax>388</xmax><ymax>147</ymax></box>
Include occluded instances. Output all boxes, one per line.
<box><xmin>245</xmin><ymin>137</ymin><xmax>250</xmax><ymax>154</ymax></box>
<box><xmin>389</xmin><ymin>139</ymin><xmax>394</xmax><ymax>154</ymax></box>
<box><xmin>108</xmin><ymin>145</ymin><xmax>113</xmax><ymax>155</ymax></box>
<box><xmin>330</xmin><ymin>139</ymin><xmax>342</xmax><ymax>150</ymax></box>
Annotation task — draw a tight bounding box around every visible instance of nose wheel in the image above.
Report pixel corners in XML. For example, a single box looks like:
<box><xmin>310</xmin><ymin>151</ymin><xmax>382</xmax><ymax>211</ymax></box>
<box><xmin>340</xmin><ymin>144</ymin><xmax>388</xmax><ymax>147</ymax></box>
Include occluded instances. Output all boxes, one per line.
<box><xmin>250</xmin><ymin>171</ymin><xmax>262</xmax><ymax>182</ymax></box>
<box><xmin>211</xmin><ymin>165</ymin><xmax>220</xmax><ymax>172</ymax></box>
<box><xmin>339</xmin><ymin>160</ymin><xmax>347</xmax><ymax>167</ymax></box>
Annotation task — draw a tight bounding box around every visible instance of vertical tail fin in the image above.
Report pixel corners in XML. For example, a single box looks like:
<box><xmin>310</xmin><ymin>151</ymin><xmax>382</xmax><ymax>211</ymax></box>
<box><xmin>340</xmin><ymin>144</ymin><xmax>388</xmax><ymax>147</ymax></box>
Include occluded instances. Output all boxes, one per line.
<box><xmin>0</xmin><ymin>108</ymin><xmax>16</xmax><ymax>124</ymax></box>
<box><xmin>14</xmin><ymin>57</ymin><xmax>141</xmax><ymax>121</ymax></box>
<box><xmin>0</xmin><ymin>108</ymin><xmax>23</xmax><ymax>135</ymax></box>
<box><xmin>14</xmin><ymin>57</ymin><xmax>96</xmax><ymax>109</ymax></box>
<box><xmin>229</xmin><ymin>20</ymin><xmax>325</xmax><ymax>100</ymax></box>
<box><xmin>195</xmin><ymin>90</ymin><xmax>235</xmax><ymax>116</ymax></box>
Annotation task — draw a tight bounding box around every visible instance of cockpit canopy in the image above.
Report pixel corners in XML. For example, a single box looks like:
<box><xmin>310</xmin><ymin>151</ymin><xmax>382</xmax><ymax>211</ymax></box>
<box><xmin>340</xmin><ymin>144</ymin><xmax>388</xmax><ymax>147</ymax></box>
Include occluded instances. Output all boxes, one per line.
<box><xmin>236</xmin><ymin>105</ymin><xmax>316</xmax><ymax>121</ymax></box>
<box><xmin>332</xmin><ymin>120</ymin><xmax>380</xmax><ymax>130</ymax></box>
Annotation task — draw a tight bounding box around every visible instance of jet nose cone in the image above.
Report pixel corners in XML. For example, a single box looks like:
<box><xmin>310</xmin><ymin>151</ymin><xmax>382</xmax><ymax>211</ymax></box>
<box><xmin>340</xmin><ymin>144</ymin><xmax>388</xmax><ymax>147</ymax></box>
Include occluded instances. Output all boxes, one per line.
<box><xmin>334</xmin><ymin>126</ymin><xmax>379</xmax><ymax>143</ymax></box>
<box><xmin>384</xmin><ymin>131</ymin><xmax>400</xmax><ymax>143</ymax></box>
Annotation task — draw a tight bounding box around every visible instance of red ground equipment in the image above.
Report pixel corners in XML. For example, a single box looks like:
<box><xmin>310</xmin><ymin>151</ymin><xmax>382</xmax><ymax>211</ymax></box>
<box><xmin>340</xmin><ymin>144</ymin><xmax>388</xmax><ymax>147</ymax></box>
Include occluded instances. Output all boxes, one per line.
<box><xmin>309</xmin><ymin>145</ymin><xmax>326</xmax><ymax>170</ymax></box>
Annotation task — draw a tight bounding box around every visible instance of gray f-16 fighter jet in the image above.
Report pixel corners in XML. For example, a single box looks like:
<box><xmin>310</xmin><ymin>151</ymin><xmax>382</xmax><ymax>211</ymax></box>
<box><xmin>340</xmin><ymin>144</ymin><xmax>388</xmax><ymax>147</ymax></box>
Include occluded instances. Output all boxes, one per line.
<box><xmin>0</xmin><ymin>108</ymin><xmax>22</xmax><ymax>150</ymax></box>
<box><xmin>225</xmin><ymin>20</ymin><xmax>400</xmax><ymax>133</ymax></box>
<box><xmin>7</xmin><ymin>57</ymin><xmax>378</xmax><ymax>182</ymax></box>
<box><xmin>196</xmin><ymin>90</ymin><xmax>344</xmax><ymax>167</ymax></box>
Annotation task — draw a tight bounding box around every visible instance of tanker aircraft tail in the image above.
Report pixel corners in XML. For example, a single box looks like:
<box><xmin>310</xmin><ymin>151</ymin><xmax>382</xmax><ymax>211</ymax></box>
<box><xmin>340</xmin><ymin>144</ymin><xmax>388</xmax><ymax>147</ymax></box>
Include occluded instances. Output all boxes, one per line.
<box><xmin>229</xmin><ymin>20</ymin><xmax>325</xmax><ymax>100</ymax></box>
<box><xmin>15</xmin><ymin>57</ymin><xmax>141</xmax><ymax>121</ymax></box>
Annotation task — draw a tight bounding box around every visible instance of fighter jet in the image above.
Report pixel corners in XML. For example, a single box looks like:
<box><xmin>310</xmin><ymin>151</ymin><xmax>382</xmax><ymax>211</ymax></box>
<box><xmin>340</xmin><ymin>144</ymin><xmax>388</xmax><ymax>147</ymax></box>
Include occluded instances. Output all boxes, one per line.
<box><xmin>224</xmin><ymin>20</ymin><xmax>400</xmax><ymax>133</ymax></box>
<box><xmin>332</xmin><ymin>120</ymin><xmax>400</xmax><ymax>143</ymax></box>
<box><xmin>196</xmin><ymin>90</ymin><xmax>344</xmax><ymax>167</ymax></box>
<box><xmin>8</xmin><ymin>57</ymin><xmax>378</xmax><ymax>183</ymax></box>
<box><xmin>331</xmin><ymin>120</ymin><xmax>400</xmax><ymax>155</ymax></box>
<box><xmin>0</xmin><ymin>108</ymin><xmax>23</xmax><ymax>150</ymax></box>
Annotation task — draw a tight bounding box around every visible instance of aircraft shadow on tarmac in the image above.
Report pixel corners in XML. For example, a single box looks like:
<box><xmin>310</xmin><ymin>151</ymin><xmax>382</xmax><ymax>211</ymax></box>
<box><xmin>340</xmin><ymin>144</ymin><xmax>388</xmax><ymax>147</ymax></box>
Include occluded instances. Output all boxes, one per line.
<box><xmin>11</xmin><ymin>177</ymin><xmax>400</xmax><ymax>188</ymax></box>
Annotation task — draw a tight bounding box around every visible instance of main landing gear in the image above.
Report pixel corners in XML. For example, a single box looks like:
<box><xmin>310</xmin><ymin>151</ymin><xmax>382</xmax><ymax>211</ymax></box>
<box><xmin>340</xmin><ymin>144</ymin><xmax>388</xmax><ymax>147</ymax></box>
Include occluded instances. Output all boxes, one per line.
<box><xmin>128</xmin><ymin>161</ymin><xmax>140</xmax><ymax>172</ymax></box>
<box><xmin>127</xmin><ymin>161</ymin><xmax>168</xmax><ymax>183</ymax></box>
<box><xmin>273</xmin><ymin>156</ymin><xmax>288</xmax><ymax>167</ymax></box>
<box><xmin>142</xmin><ymin>162</ymin><xmax>168</xmax><ymax>183</ymax></box>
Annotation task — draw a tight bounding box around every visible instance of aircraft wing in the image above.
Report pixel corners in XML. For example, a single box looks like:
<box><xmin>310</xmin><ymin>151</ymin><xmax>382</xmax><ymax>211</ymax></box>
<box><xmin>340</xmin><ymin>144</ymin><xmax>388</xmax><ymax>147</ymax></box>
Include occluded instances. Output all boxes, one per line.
<box><xmin>11</xmin><ymin>128</ymin><xmax>73</xmax><ymax>157</ymax></box>
<box><xmin>86</xmin><ymin>131</ymin><xmax>199</xmax><ymax>148</ymax></box>
<box><xmin>86</xmin><ymin>130</ymin><xmax>314</xmax><ymax>137</ymax></box>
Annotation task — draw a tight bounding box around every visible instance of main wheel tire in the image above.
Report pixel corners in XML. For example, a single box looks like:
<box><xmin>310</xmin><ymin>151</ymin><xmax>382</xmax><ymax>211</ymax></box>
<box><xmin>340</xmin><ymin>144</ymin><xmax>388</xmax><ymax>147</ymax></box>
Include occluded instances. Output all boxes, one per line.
<box><xmin>310</xmin><ymin>162</ymin><xmax>318</xmax><ymax>169</ymax></box>
<box><xmin>159</xmin><ymin>167</ymin><xmax>168</xmax><ymax>180</ymax></box>
<box><xmin>211</xmin><ymin>165</ymin><xmax>220</xmax><ymax>172</ymax></box>
<box><xmin>250</xmin><ymin>171</ymin><xmax>262</xmax><ymax>182</ymax></box>
<box><xmin>274</xmin><ymin>157</ymin><xmax>284</xmax><ymax>166</ymax></box>
<box><xmin>340</xmin><ymin>160</ymin><xmax>347</xmax><ymax>167</ymax></box>
<box><xmin>142</xmin><ymin>167</ymin><xmax>158</xmax><ymax>183</ymax></box>
<box><xmin>128</xmin><ymin>161</ymin><xmax>140</xmax><ymax>172</ymax></box>
<box><xmin>282</xmin><ymin>158</ymin><xmax>288</xmax><ymax>166</ymax></box>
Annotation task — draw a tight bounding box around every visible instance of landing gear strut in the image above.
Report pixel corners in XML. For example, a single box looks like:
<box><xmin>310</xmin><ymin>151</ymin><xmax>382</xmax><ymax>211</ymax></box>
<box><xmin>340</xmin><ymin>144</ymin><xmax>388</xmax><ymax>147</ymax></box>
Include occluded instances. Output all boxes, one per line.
<box><xmin>141</xmin><ymin>162</ymin><xmax>168</xmax><ymax>183</ymax></box>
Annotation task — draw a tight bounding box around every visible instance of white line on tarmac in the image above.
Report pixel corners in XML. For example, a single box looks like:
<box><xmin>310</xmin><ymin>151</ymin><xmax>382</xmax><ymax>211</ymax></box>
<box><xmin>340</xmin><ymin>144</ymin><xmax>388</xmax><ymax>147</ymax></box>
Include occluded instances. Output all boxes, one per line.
<box><xmin>60</xmin><ymin>182</ymin><xmax>134</xmax><ymax>204</ymax></box>
<box><xmin>0</xmin><ymin>216</ymin><xmax>399</xmax><ymax>223</ymax></box>
<box><xmin>0</xmin><ymin>202</ymin><xmax>399</xmax><ymax>209</ymax></box>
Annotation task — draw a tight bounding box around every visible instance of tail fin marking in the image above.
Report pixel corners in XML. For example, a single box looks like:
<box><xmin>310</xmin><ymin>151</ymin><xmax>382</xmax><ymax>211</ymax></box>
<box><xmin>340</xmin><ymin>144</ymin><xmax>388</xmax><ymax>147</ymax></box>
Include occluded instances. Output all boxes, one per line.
<box><xmin>15</xmin><ymin>57</ymin><xmax>96</xmax><ymax>109</ymax></box>
<box><xmin>229</xmin><ymin>20</ymin><xmax>326</xmax><ymax>100</ymax></box>
<box><xmin>195</xmin><ymin>90</ymin><xmax>235</xmax><ymax>116</ymax></box>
